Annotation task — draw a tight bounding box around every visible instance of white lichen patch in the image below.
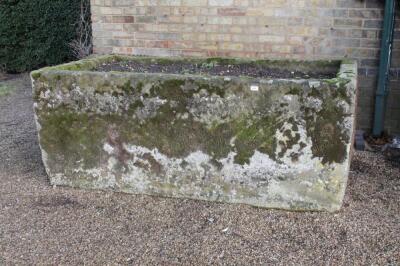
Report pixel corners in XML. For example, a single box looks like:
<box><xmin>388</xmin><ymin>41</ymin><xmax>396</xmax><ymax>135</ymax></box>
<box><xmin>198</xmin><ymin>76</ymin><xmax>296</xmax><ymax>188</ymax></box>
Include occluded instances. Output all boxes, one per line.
<box><xmin>36</xmin><ymin>84</ymin><xmax>135</xmax><ymax>115</ymax></box>
<box><xmin>275</xmin><ymin>121</ymin><xmax>319</xmax><ymax>171</ymax></box>
<box><xmin>86</xmin><ymin>140</ymin><xmax>343</xmax><ymax>208</ymax></box>
<box><xmin>188</xmin><ymin>93</ymin><xmax>248</xmax><ymax>127</ymax></box>
<box><xmin>304</xmin><ymin>96</ymin><xmax>323</xmax><ymax>112</ymax></box>
<box><xmin>103</xmin><ymin>143</ymin><xmax>114</xmax><ymax>154</ymax></box>
<box><xmin>51</xmin><ymin>164</ymin><xmax>117</xmax><ymax>190</ymax></box>
<box><xmin>135</xmin><ymin>97</ymin><xmax>167</xmax><ymax>120</ymax></box>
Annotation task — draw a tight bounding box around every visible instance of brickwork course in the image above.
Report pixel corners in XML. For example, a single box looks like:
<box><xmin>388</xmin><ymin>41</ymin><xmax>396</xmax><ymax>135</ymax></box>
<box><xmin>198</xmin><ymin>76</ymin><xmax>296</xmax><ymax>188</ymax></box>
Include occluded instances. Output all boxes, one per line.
<box><xmin>90</xmin><ymin>0</ymin><xmax>400</xmax><ymax>134</ymax></box>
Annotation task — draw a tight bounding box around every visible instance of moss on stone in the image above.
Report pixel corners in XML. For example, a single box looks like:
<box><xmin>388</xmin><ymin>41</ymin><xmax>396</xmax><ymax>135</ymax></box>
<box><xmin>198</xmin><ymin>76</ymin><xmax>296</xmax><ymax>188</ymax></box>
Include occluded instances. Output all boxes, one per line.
<box><xmin>38</xmin><ymin>88</ymin><xmax>282</xmax><ymax>170</ymax></box>
<box><xmin>30</xmin><ymin>71</ymin><xmax>41</xmax><ymax>79</ymax></box>
<box><xmin>205</xmin><ymin>57</ymin><xmax>238</xmax><ymax>66</ymax></box>
<box><xmin>285</xmin><ymin>80</ymin><xmax>351</xmax><ymax>165</ymax></box>
<box><xmin>287</xmin><ymin>86</ymin><xmax>302</xmax><ymax>95</ymax></box>
<box><xmin>149</xmin><ymin>79</ymin><xmax>187</xmax><ymax>100</ymax></box>
<box><xmin>119</xmin><ymin>80</ymin><xmax>133</xmax><ymax>94</ymax></box>
<box><xmin>200</xmin><ymin>82</ymin><xmax>226</xmax><ymax>98</ymax></box>
<box><xmin>128</xmin><ymin>100</ymin><xmax>145</xmax><ymax>115</ymax></box>
<box><xmin>306</xmin><ymin>96</ymin><xmax>348</xmax><ymax>164</ymax></box>
<box><xmin>308</xmin><ymin>86</ymin><xmax>322</xmax><ymax>98</ymax></box>
<box><xmin>233</xmin><ymin>115</ymin><xmax>279</xmax><ymax>164</ymax></box>
<box><xmin>39</xmin><ymin>110</ymin><xmax>109</xmax><ymax>170</ymax></box>
<box><xmin>332</xmin><ymin>79</ymin><xmax>352</xmax><ymax>104</ymax></box>
<box><xmin>278</xmin><ymin>130</ymin><xmax>301</xmax><ymax>158</ymax></box>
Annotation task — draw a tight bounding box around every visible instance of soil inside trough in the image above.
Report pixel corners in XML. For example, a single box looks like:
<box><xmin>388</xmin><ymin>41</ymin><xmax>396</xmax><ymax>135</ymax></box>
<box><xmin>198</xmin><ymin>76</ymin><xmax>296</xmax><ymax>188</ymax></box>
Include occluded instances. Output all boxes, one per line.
<box><xmin>94</xmin><ymin>59</ymin><xmax>338</xmax><ymax>79</ymax></box>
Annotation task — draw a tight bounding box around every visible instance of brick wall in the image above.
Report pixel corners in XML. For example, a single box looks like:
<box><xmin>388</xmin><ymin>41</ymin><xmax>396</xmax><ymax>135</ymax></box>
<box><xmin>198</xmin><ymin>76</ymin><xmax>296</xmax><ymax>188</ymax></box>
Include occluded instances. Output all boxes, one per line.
<box><xmin>90</xmin><ymin>0</ymin><xmax>400</xmax><ymax>134</ymax></box>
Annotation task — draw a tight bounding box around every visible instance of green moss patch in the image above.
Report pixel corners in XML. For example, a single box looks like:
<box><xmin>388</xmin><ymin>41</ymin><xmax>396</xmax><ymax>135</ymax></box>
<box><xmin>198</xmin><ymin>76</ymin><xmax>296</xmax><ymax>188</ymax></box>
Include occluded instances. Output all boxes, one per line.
<box><xmin>307</xmin><ymin>100</ymin><xmax>349</xmax><ymax>164</ymax></box>
<box><xmin>39</xmin><ymin>111</ymin><xmax>113</xmax><ymax>171</ymax></box>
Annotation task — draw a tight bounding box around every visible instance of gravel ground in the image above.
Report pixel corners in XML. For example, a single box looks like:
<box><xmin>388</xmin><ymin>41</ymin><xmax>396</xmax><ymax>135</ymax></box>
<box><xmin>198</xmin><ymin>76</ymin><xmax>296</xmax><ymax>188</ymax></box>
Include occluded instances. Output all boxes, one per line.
<box><xmin>0</xmin><ymin>74</ymin><xmax>399</xmax><ymax>265</ymax></box>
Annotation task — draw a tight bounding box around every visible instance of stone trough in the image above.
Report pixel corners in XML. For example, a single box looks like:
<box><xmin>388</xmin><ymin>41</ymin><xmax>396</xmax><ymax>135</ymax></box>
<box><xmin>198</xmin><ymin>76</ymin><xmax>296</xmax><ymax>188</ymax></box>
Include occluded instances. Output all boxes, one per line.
<box><xmin>31</xmin><ymin>55</ymin><xmax>357</xmax><ymax>211</ymax></box>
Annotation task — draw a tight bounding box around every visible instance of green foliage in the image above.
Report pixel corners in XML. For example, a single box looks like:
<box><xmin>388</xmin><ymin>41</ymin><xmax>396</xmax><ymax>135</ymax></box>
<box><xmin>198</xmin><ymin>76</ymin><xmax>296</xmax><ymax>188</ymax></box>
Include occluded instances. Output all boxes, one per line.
<box><xmin>0</xmin><ymin>0</ymin><xmax>90</xmax><ymax>73</ymax></box>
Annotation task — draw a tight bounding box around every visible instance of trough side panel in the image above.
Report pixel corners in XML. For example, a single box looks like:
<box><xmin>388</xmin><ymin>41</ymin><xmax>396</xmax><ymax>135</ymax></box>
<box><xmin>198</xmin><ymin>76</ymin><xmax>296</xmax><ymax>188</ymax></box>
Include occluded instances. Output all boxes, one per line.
<box><xmin>32</xmin><ymin>68</ymin><xmax>356</xmax><ymax>211</ymax></box>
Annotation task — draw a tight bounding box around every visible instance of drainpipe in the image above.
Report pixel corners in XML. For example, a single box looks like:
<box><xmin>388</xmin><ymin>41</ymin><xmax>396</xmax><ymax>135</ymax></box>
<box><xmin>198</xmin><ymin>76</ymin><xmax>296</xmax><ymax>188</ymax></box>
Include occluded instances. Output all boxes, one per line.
<box><xmin>373</xmin><ymin>0</ymin><xmax>396</xmax><ymax>136</ymax></box>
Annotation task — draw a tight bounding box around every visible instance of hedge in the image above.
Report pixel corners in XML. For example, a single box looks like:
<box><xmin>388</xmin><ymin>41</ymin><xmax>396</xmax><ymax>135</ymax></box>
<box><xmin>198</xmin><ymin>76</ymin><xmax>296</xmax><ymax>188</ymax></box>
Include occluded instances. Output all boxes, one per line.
<box><xmin>0</xmin><ymin>0</ymin><xmax>88</xmax><ymax>73</ymax></box>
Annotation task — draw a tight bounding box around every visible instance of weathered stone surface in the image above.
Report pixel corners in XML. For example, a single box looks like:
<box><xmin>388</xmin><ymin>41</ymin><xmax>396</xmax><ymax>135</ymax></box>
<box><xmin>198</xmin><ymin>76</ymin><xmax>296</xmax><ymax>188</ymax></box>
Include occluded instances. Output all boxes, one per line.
<box><xmin>31</xmin><ymin>55</ymin><xmax>357</xmax><ymax>211</ymax></box>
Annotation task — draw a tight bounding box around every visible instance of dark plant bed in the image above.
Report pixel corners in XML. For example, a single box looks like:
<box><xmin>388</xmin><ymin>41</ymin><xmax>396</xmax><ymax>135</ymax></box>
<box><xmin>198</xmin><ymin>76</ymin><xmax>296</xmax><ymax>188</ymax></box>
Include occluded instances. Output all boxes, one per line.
<box><xmin>94</xmin><ymin>57</ymin><xmax>339</xmax><ymax>79</ymax></box>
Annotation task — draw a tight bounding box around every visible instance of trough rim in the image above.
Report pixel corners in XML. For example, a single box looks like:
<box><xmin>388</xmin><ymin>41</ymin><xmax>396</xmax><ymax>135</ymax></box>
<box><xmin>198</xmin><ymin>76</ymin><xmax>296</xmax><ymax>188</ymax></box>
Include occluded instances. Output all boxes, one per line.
<box><xmin>31</xmin><ymin>54</ymin><xmax>357</xmax><ymax>83</ymax></box>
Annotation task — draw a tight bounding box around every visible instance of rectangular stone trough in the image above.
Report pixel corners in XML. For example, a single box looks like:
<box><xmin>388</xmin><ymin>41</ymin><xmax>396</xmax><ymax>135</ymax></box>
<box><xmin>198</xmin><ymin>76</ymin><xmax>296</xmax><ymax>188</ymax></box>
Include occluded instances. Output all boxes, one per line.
<box><xmin>31</xmin><ymin>55</ymin><xmax>357</xmax><ymax>211</ymax></box>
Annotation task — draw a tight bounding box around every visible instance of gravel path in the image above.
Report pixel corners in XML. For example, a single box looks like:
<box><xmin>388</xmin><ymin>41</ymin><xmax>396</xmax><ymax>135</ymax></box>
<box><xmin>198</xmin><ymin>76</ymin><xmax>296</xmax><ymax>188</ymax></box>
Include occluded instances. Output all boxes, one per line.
<box><xmin>0</xmin><ymin>74</ymin><xmax>399</xmax><ymax>265</ymax></box>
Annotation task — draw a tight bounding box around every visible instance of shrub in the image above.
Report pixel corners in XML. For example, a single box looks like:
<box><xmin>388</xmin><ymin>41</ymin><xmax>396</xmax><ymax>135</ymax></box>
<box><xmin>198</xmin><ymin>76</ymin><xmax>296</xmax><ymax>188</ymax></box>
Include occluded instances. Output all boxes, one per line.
<box><xmin>0</xmin><ymin>0</ymin><xmax>91</xmax><ymax>73</ymax></box>
<box><xmin>69</xmin><ymin>0</ymin><xmax>93</xmax><ymax>60</ymax></box>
